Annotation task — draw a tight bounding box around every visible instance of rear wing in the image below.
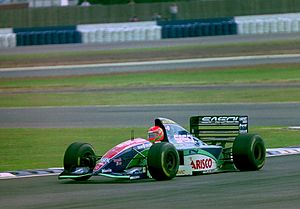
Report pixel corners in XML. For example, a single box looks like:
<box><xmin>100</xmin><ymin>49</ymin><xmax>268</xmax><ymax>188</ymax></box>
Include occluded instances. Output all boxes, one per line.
<box><xmin>190</xmin><ymin>115</ymin><xmax>248</xmax><ymax>144</ymax></box>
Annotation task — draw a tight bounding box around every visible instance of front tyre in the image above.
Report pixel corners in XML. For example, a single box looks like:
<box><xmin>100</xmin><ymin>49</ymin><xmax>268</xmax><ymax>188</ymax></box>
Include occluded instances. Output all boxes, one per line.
<box><xmin>63</xmin><ymin>142</ymin><xmax>97</xmax><ymax>181</ymax></box>
<box><xmin>147</xmin><ymin>142</ymin><xmax>179</xmax><ymax>181</ymax></box>
<box><xmin>232</xmin><ymin>134</ymin><xmax>266</xmax><ymax>171</ymax></box>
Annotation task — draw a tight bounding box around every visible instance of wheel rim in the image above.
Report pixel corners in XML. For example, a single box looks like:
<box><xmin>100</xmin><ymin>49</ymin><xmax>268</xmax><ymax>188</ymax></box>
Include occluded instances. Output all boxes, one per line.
<box><xmin>165</xmin><ymin>152</ymin><xmax>176</xmax><ymax>172</ymax></box>
<box><xmin>80</xmin><ymin>152</ymin><xmax>95</xmax><ymax>168</ymax></box>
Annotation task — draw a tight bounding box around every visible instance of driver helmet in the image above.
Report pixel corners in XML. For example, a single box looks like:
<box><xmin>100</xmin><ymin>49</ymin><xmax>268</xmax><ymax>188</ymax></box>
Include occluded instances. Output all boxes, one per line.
<box><xmin>147</xmin><ymin>126</ymin><xmax>164</xmax><ymax>143</ymax></box>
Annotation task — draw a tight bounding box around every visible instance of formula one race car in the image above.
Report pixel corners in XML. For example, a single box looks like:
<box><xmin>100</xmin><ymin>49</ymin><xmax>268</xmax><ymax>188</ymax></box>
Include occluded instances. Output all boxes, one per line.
<box><xmin>58</xmin><ymin>116</ymin><xmax>266</xmax><ymax>181</ymax></box>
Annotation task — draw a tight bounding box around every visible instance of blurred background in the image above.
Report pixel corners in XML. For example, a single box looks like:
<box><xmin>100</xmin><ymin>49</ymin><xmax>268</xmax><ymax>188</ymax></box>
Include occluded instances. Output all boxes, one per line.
<box><xmin>1</xmin><ymin>0</ymin><xmax>300</xmax><ymax>28</ymax></box>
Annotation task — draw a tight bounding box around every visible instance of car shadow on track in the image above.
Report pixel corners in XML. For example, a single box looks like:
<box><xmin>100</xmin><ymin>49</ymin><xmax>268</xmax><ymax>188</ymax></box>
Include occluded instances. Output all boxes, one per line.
<box><xmin>59</xmin><ymin>177</ymin><xmax>155</xmax><ymax>185</ymax></box>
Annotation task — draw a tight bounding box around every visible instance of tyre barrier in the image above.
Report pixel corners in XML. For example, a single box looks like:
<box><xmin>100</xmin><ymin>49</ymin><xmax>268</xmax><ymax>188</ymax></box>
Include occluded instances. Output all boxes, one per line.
<box><xmin>77</xmin><ymin>21</ymin><xmax>161</xmax><ymax>44</ymax></box>
<box><xmin>79</xmin><ymin>26</ymin><xmax>161</xmax><ymax>44</ymax></box>
<box><xmin>235</xmin><ymin>13</ymin><xmax>300</xmax><ymax>35</ymax></box>
<box><xmin>160</xmin><ymin>20</ymin><xmax>238</xmax><ymax>39</ymax></box>
<box><xmin>16</xmin><ymin>30</ymin><xmax>81</xmax><ymax>46</ymax></box>
<box><xmin>0</xmin><ymin>33</ymin><xmax>16</xmax><ymax>48</ymax></box>
<box><xmin>236</xmin><ymin>18</ymin><xmax>300</xmax><ymax>35</ymax></box>
<box><xmin>2</xmin><ymin>13</ymin><xmax>300</xmax><ymax>48</ymax></box>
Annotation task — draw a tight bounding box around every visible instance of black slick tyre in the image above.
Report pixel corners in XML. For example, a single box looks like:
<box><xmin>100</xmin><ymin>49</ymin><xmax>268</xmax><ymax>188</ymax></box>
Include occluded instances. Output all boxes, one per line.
<box><xmin>232</xmin><ymin>134</ymin><xmax>266</xmax><ymax>171</ymax></box>
<box><xmin>147</xmin><ymin>142</ymin><xmax>179</xmax><ymax>181</ymax></box>
<box><xmin>63</xmin><ymin>142</ymin><xmax>97</xmax><ymax>181</ymax></box>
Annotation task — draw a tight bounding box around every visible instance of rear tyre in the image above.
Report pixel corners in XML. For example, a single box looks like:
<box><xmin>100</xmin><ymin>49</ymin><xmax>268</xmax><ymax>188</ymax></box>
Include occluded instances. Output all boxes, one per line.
<box><xmin>63</xmin><ymin>142</ymin><xmax>97</xmax><ymax>181</ymax></box>
<box><xmin>147</xmin><ymin>142</ymin><xmax>179</xmax><ymax>181</ymax></box>
<box><xmin>232</xmin><ymin>134</ymin><xmax>266</xmax><ymax>171</ymax></box>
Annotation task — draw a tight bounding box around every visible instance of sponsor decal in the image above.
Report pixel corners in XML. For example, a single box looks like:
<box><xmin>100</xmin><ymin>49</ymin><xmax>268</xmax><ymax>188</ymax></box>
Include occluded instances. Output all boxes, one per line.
<box><xmin>101</xmin><ymin>169</ymin><xmax>112</xmax><ymax>173</ymax></box>
<box><xmin>239</xmin><ymin>116</ymin><xmax>248</xmax><ymax>133</ymax></box>
<box><xmin>130</xmin><ymin>176</ymin><xmax>141</xmax><ymax>180</ymax></box>
<box><xmin>190</xmin><ymin>158</ymin><xmax>212</xmax><ymax>170</ymax></box>
<box><xmin>174</xmin><ymin>134</ymin><xmax>194</xmax><ymax>143</ymax></box>
<box><xmin>201</xmin><ymin>116</ymin><xmax>239</xmax><ymax>124</ymax></box>
<box><xmin>160</xmin><ymin>118</ymin><xmax>176</xmax><ymax>124</ymax></box>
<box><xmin>100</xmin><ymin>158</ymin><xmax>110</xmax><ymax>163</ymax></box>
<box><xmin>177</xmin><ymin>169</ymin><xmax>192</xmax><ymax>176</ymax></box>
<box><xmin>177</xmin><ymin>169</ymin><xmax>187</xmax><ymax>175</ymax></box>
<box><xmin>239</xmin><ymin>124</ymin><xmax>248</xmax><ymax>133</ymax></box>
<box><xmin>239</xmin><ymin>116</ymin><xmax>248</xmax><ymax>123</ymax></box>
<box><xmin>189</xmin><ymin>149</ymin><xmax>199</xmax><ymax>155</ymax></box>
<box><xmin>186</xmin><ymin>155</ymin><xmax>216</xmax><ymax>171</ymax></box>
<box><xmin>73</xmin><ymin>167</ymin><xmax>90</xmax><ymax>174</ymax></box>
<box><xmin>136</xmin><ymin>143</ymin><xmax>152</xmax><ymax>150</ymax></box>
<box><xmin>113</xmin><ymin>158</ymin><xmax>122</xmax><ymax>166</ymax></box>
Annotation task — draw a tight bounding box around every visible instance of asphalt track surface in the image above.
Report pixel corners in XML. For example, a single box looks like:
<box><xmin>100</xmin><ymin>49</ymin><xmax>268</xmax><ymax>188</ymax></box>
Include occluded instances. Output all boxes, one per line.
<box><xmin>0</xmin><ymin>154</ymin><xmax>299</xmax><ymax>209</ymax></box>
<box><xmin>1</xmin><ymin>33</ymin><xmax>300</xmax><ymax>78</ymax></box>
<box><xmin>1</xmin><ymin>34</ymin><xmax>300</xmax><ymax>209</ymax></box>
<box><xmin>1</xmin><ymin>54</ymin><xmax>300</xmax><ymax>78</ymax></box>
<box><xmin>1</xmin><ymin>103</ymin><xmax>300</xmax><ymax>128</ymax></box>
<box><xmin>2</xmin><ymin>32</ymin><xmax>300</xmax><ymax>55</ymax></box>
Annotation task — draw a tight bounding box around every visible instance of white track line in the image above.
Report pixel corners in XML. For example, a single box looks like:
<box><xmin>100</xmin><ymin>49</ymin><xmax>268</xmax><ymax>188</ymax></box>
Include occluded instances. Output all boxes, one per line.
<box><xmin>1</xmin><ymin>54</ymin><xmax>300</xmax><ymax>72</ymax></box>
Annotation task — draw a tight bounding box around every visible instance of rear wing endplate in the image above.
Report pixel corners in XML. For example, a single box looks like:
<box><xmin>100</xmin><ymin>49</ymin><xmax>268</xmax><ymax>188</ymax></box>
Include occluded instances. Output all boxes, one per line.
<box><xmin>190</xmin><ymin>115</ymin><xmax>248</xmax><ymax>143</ymax></box>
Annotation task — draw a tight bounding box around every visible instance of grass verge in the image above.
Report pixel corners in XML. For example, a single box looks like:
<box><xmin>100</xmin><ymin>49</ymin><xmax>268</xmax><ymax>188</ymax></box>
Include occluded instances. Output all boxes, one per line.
<box><xmin>1</xmin><ymin>65</ymin><xmax>300</xmax><ymax>107</ymax></box>
<box><xmin>0</xmin><ymin>88</ymin><xmax>300</xmax><ymax>107</ymax></box>
<box><xmin>1</xmin><ymin>64</ymin><xmax>300</xmax><ymax>89</ymax></box>
<box><xmin>0</xmin><ymin>126</ymin><xmax>299</xmax><ymax>172</ymax></box>
<box><xmin>1</xmin><ymin>39</ymin><xmax>300</xmax><ymax>68</ymax></box>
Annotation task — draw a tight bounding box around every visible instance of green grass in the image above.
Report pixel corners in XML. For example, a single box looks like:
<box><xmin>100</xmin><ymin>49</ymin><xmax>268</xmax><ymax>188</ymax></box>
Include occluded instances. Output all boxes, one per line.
<box><xmin>0</xmin><ymin>88</ymin><xmax>300</xmax><ymax>107</ymax></box>
<box><xmin>0</xmin><ymin>128</ymin><xmax>147</xmax><ymax>171</ymax></box>
<box><xmin>1</xmin><ymin>39</ymin><xmax>300</xmax><ymax>67</ymax></box>
<box><xmin>1</xmin><ymin>53</ymin><xmax>300</xmax><ymax>171</ymax></box>
<box><xmin>0</xmin><ymin>127</ymin><xmax>299</xmax><ymax>172</ymax></box>
<box><xmin>1</xmin><ymin>65</ymin><xmax>300</xmax><ymax>107</ymax></box>
<box><xmin>1</xmin><ymin>65</ymin><xmax>300</xmax><ymax>89</ymax></box>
